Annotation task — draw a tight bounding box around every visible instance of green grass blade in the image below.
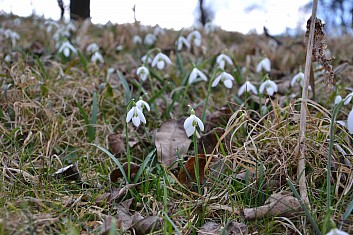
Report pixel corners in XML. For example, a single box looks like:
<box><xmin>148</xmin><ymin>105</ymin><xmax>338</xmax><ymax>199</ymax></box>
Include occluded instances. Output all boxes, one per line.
<box><xmin>92</xmin><ymin>144</ymin><xmax>129</xmax><ymax>183</ymax></box>
<box><xmin>343</xmin><ymin>198</ymin><xmax>353</xmax><ymax>221</ymax></box>
<box><xmin>287</xmin><ymin>178</ymin><xmax>321</xmax><ymax>235</ymax></box>
<box><xmin>35</xmin><ymin>56</ymin><xmax>49</xmax><ymax>80</ymax></box>
<box><xmin>77</xmin><ymin>49</ymin><xmax>88</xmax><ymax>74</ymax></box>
<box><xmin>88</xmin><ymin>92</ymin><xmax>98</xmax><ymax>142</ymax></box>
<box><xmin>133</xmin><ymin>148</ymin><xmax>156</xmax><ymax>183</ymax></box>
<box><xmin>117</xmin><ymin>71</ymin><xmax>131</xmax><ymax>105</ymax></box>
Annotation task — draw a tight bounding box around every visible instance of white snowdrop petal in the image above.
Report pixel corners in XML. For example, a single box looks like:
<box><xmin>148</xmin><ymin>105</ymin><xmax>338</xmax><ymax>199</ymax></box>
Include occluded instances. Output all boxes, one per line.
<box><xmin>334</xmin><ymin>95</ymin><xmax>342</xmax><ymax>104</ymax></box>
<box><xmin>238</xmin><ymin>84</ymin><xmax>246</xmax><ymax>96</ymax></box>
<box><xmin>137</xmin><ymin>110</ymin><xmax>146</xmax><ymax>124</ymax></box>
<box><xmin>184</xmin><ymin>116</ymin><xmax>194</xmax><ymax>129</ymax></box>
<box><xmin>347</xmin><ymin>108</ymin><xmax>353</xmax><ymax>134</ymax></box>
<box><xmin>185</xmin><ymin>125</ymin><xmax>195</xmax><ymax>137</ymax></box>
<box><xmin>195</xmin><ymin>117</ymin><xmax>204</xmax><ymax>131</ymax></box>
<box><xmin>132</xmin><ymin>116</ymin><xmax>140</xmax><ymax>127</ymax></box>
<box><xmin>223</xmin><ymin>79</ymin><xmax>233</xmax><ymax>89</ymax></box>
<box><xmin>212</xmin><ymin>75</ymin><xmax>221</xmax><ymax>87</ymax></box>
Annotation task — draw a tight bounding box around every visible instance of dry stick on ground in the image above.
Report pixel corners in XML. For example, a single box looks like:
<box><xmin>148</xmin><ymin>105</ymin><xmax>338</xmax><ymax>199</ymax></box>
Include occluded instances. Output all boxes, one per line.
<box><xmin>297</xmin><ymin>0</ymin><xmax>318</xmax><ymax>207</ymax></box>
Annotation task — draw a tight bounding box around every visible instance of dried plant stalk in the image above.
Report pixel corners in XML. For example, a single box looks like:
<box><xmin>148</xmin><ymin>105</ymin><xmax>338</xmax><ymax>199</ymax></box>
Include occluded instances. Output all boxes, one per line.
<box><xmin>298</xmin><ymin>0</ymin><xmax>319</xmax><ymax>207</ymax></box>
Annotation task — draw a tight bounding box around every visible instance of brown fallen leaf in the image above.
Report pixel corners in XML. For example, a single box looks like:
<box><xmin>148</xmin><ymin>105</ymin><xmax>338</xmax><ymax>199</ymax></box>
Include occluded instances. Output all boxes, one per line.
<box><xmin>132</xmin><ymin>215</ymin><xmax>162</xmax><ymax>235</ymax></box>
<box><xmin>107</xmin><ymin>133</ymin><xmax>125</xmax><ymax>155</ymax></box>
<box><xmin>198</xmin><ymin>221</ymin><xmax>248</xmax><ymax>235</ymax></box>
<box><xmin>155</xmin><ymin>119</ymin><xmax>191</xmax><ymax>168</ymax></box>
<box><xmin>243</xmin><ymin>191</ymin><xmax>301</xmax><ymax>220</ymax></box>
<box><xmin>52</xmin><ymin>162</ymin><xmax>80</xmax><ymax>181</ymax></box>
<box><xmin>178</xmin><ymin>155</ymin><xmax>207</xmax><ymax>188</ymax></box>
<box><xmin>110</xmin><ymin>162</ymin><xmax>140</xmax><ymax>183</ymax></box>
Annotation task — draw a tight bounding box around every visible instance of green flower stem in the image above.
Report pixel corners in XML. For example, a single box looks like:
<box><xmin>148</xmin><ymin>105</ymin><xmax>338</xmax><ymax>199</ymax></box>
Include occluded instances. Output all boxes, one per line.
<box><xmin>193</xmin><ymin>133</ymin><xmax>201</xmax><ymax>194</ymax></box>
<box><xmin>125</xmin><ymin>116</ymin><xmax>131</xmax><ymax>182</ymax></box>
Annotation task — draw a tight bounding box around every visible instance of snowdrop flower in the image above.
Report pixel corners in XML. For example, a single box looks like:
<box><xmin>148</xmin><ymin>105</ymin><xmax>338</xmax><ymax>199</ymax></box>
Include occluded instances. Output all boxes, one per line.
<box><xmin>65</xmin><ymin>21</ymin><xmax>77</xmax><ymax>32</ymax></box>
<box><xmin>176</xmin><ymin>36</ymin><xmax>190</xmax><ymax>51</ymax></box>
<box><xmin>86</xmin><ymin>43</ymin><xmax>99</xmax><ymax>54</ymax></box>
<box><xmin>133</xmin><ymin>35</ymin><xmax>142</xmax><ymax>45</ymax></box>
<box><xmin>4</xmin><ymin>29</ymin><xmax>19</xmax><ymax>47</ymax></box>
<box><xmin>216</xmin><ymin>53</ymin><xmax>233</xmax><ymax>69</ymax></box>
<box><xmin>136</xmin><ymin>99</ymin><xmax>150</xmax><ymax>112</ymax></box>
<box><xmin>348</xmin><ymin>108</ymin><xmax>353</xmax><ymax>134</ymax></box>
<box><xmin>259</xmin><ymin>79</ymin><xmax>278</xmax><ymax>96</ymax></box>
<box><xmin>44</xmin><ymin>20</ymin><xmax>59</xmax><ymax>33</ymax></box>
<box><xmin>189</xmin><ymin>67</ymin><xmax>207</xmax><ymax>84</ymax></box>
<box><xmin>334</xmin><ymin>95</ymin><xmax>342</xmax><ymax>104</ymax></box>
<box><xmin>238</xmin><ymin>81</ymin><xmax>258</xmax><ymax>96</ymax></box>
<box><xmin>4</xmin><ymin>54</ymin><xmax>11</xmax><ymax>62</ymax></box>
<box><xmin>144</xmin><ymin>33</ymin><xmax>157</xmax><ymax>45</ymax></box>
<box><xmin>58</xmin><ymin>41</ymin><xmax>77</xmax><ymax>57</ymax></box>
<box><xmin>326</xmin><ymin>228</ymin><xmax>349</xmax><ymax>235</ymax></box>
<box><xmin>204</xmin><ymin>22</ymin><xmax>215</xmax><ymax>34</ymax></box>
<box><xmin>136</xmin><ymin>66</ymin><xmax>149</xmax><ymax>82</ymax></box>
<box><xmin>212</xmin><ymin>72</ymin><xmax>234</xmax><ymax>89</ymax></box>
<box><xmin>126</xmin><ymin>105</ymin><xmax>146</xmax><ymax>127</ymax></box>
<box><xmin>187</xmin><ymin>30</ymin><xmax>202</xmax><ymax>47</ymax></box>
<box><xmin>344</xmin><ymin>92</ymin><xmax>353</xmax><ymax>105</ymax></box>
<box><xmin>183</xmin><ymin>109</ymin><xmax>204</xmax><ymax>137</ymax></box>
<box><xmin>141</xmin><ymin>54</ymin><xmax>152</xmax><ymax>64</ymax></box>
<box><xmin>152</xmin><ymin>52</ymin><xmax>172</xmax><ymax>70</ymax></box>
<box><xmin>153</xmin><ymin>25</ymin><xmax>165</xmax><ymax>36</ymax></box>
<box><xmin>290</xmin><ymin>72</ymin><xmax>304</xmax><ymax>87</ymax></box>
<box><xmin>116</xmin><ymin>45</ymin><xmax>124</xmax><ymax>51</ymax></box>
<box><xmin>256</xmin><ymin>57</ymin><xmax>271</xmax><ymax>73</ymax></box>
<box><xmin>91</xmin><ymin>51</ymin><xmax>104</xmax><ymax>63</ymax></box>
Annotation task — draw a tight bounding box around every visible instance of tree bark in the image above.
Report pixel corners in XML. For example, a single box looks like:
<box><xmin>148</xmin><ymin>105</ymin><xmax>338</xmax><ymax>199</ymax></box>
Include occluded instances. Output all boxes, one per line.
<box><xmin>70</xmin><ymin>0</ymin><xmax>90</xmax><ymax>20</ymax></box>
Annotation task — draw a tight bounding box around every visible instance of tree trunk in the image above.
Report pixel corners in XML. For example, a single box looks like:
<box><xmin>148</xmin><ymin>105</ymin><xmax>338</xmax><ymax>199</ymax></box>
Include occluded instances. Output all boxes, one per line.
<box><xmin>70</xmin><ymin>0</ymin><xmax>90</xmax><ymax>20</ymax></box>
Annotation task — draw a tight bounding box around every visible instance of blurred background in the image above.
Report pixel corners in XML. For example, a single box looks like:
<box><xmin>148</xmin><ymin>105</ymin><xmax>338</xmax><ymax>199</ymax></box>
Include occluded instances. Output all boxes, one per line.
<box><xmin>0</xmin><ymin>0</ymin><xmax>352</xmax><ymax>35</ymax></box>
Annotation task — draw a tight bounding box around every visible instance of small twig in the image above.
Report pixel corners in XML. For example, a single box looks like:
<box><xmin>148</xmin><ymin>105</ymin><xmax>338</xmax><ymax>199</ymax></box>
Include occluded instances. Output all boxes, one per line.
<box><xmin>298</xmin><ymin>0</ymin><xmax>319</xmax><ymax>208</ymax></box>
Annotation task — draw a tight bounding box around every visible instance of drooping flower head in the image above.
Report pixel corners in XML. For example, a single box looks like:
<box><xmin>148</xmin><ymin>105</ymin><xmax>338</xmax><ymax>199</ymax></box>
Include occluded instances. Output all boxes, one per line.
<box><xmin>259</xmin><ymin>79</ymin><xmax>278</xmax><ymax>96</ymax></box>
<box><xmin>183</xmin><ymin>108</ymin><xmax>204</xmax><ymax>137</ymax></box>
<box><xmin>91</xmin><ymin>51</ymin><xmax>104</xmax><ymax>63</ymax></box>
<box><xmin>187</xmin><ymin>30</ymin><xmax>202</xmax><ymax>47</ymax></box>
<box><xmin>212</xmin><ymin>72</ymin><xmax>234</xmax><ymax>89</ymax></box>
<box><xmin>144</xmin><ymin>33</ymin><xmax>157</xmax><ymax>45</ymax></box>
<box><xmin>344</xmin><ymin>92</ymin><xmax>353</xmax><ymax>105</ymax></box>
<box><xmin>58</xmin><ymin>40</ymin><xmax>77</xmax><ymax>57</ymax></box>
<box><xmin>136</xmin><ymin>66</ymin><xmax>149</xmax><ymax>82</ymax></box>
<box><xmin>290</xmin><ymin>72</ymin><xmax>304</xmax><ymax>87</ymax></box>
<box><xmin>325</xmin><ymin>228</ymin><xmax>349</xmax><ymax>235</ymax></box>
<box><xmin>133</xmin><ymin>35</ymin><xmax>143</xmax><ymax>45</ymax></box>
<box><xmin>238</xmin><ymin>81</ymin><xmax>258</xmax><ymax>96</ymax></box>
<box><xmin>216</xmin><ymin>53</ymin><xmax>233</xmax><ymax>69</ymax></box>
<box><xmin>126</xmin><ymin>99</ymin><xmax>150</xmax><ymax>127</ymax></box>
<box><xmin>176</xmin><ymin>36</ymin><xmax>191</xmax><ymax>51</ymax></box>
<box><xmin>188</xmin><ymin>67</ymin><xmax>207</xmax><ymax>84</ymax></box>
<box><xmin>86</xmin><ymin>43</ymin><xmax>99</xmax><ymax>54</ymax></box>
<box><xmin>151</xmin><ymin>52</ymin><xmax>172</xmax><ymax>70</ymax></box>
<box><xmin>256</xmin><ymin>57</ymin><xmax>271</xmax><ymax>73</ymax></box>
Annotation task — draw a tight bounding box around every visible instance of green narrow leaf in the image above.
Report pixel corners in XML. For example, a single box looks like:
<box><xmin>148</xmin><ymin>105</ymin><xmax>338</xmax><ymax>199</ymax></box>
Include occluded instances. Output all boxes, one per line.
<box><xmin>35</xmin><ymin>56</ymin><xmax>49</xmax><ymax>80</ymax></box>
<box><xmin>133</xmin><ymin>149</ymin><xmax>156</xmax><ymax>183</ymax></box>
<box><xmin>117</xmin><ymin>71</ymin><xmax>131</xmax><ymax>105</ymax></box>
<box><xmin>92</xmin><ymin>144</ymin><xmax>129</xmax><ymax>183</ymax></box>
<box><xmin>77</xmin><ymin>103</ymin><xmax>89</xmax><ymax>125</ymax></box>
<box><xmin>343</xmin><ymin>198</ymin><xmax>353</xmax><ymax>221</ymax></box>
<box><xmin>88</xmin><ymin>92</ymin><xmax>98</xmax><ymax>142</ymax></box>
<box><xmin>77</xmin><ymin>49</ymin><xmax>88</xmax><ymax>74</ymax></box>
<box><xmin>287</xmin><ymin>178</ymin><xmax>321</xmax><ymax>235</ymax></box>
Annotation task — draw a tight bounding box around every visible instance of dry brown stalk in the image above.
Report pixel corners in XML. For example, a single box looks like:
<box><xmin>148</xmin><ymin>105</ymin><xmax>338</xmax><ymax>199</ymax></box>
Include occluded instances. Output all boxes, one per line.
<box><xmin>298</xmin><ymin>0</ymin><xmax>319</xmax><ymax>207</ymax></box>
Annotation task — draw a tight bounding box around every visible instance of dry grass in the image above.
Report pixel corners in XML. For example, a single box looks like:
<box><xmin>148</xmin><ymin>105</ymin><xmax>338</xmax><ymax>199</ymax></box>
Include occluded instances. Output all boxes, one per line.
<box><xmin>1</xmin><ymin>13</ymin><xmax>353</xmax><ymax>234</ymax></box>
